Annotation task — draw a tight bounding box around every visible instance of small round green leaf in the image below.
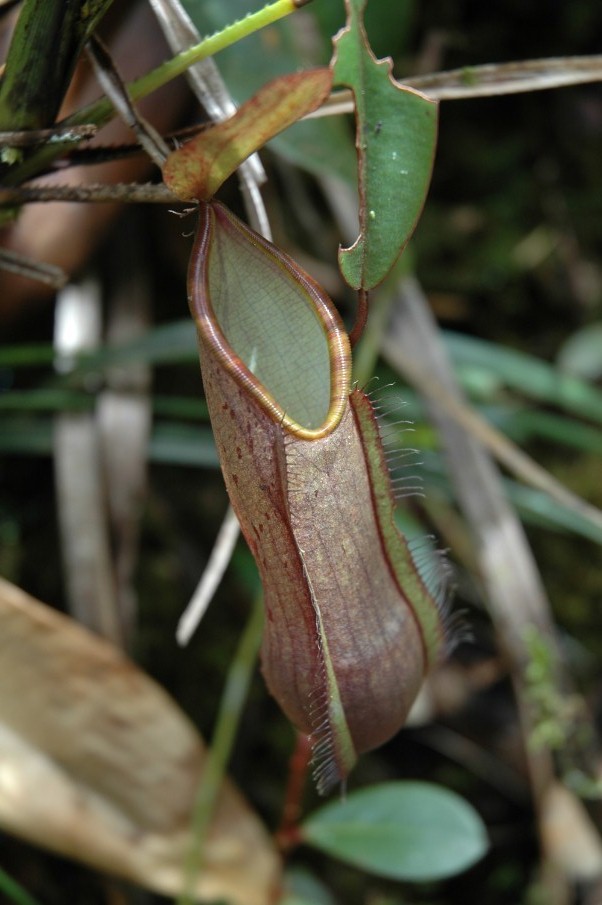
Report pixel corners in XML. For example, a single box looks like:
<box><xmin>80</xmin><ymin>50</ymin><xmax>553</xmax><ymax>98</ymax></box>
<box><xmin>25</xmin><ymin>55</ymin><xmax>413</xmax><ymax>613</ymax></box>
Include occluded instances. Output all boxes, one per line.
<box><xmin>300</xmin><ymin>781</ymin><xmax>488</xmax><ymax>882</ymax></box>
<box><xmin>280</xmin><ymin>867</ymin><xmax>336</xmax><ymax>905</ymax></box>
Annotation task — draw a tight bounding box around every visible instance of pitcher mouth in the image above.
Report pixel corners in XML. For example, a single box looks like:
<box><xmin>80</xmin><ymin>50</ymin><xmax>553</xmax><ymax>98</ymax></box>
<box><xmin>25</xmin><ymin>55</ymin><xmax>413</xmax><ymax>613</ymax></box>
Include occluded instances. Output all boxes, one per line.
<box><xmin>188</xmin><ymin>201</ymin><xmax>352</xmax><ymax>440</ymax></box>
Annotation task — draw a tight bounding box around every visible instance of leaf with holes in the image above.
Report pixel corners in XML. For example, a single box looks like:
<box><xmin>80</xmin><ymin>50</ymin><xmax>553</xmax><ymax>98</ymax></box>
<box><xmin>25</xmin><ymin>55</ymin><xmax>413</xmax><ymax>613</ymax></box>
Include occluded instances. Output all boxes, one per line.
<box><xmin>332</xmin><ymin>0</ymin><xmax>438</xmax><ymax>290</ymax></box>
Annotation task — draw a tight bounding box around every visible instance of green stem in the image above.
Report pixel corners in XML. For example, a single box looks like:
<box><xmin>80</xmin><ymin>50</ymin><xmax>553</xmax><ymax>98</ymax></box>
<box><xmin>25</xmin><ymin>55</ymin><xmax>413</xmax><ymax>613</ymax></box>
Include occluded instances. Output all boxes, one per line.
<box><xmin>177</xmin><ymin>595</ymin><xmax>264</xmax><ymax>905</ymax></box>
<box><xmin>1</xmin><ymin>0</ymin><xmax>303</xmax><ymax>191</ymax></box>
<box><xmin>70</xmin><ymin>0</ymin><xmax>303</xmax><ymax>128</ymax></box>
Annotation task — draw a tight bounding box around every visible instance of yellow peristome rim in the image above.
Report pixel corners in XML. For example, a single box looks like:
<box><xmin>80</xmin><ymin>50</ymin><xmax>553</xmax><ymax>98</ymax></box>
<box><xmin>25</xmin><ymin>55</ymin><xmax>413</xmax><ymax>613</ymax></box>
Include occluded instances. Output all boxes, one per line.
<box><xmin>188</xmin><ymin>201</ymin><xmax>351</xmax><ymax>440</ymax></box>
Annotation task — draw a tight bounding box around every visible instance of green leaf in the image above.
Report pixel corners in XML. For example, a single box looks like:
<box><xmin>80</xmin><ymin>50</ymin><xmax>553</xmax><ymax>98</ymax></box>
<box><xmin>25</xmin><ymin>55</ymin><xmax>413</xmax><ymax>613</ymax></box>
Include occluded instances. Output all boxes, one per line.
<box><xmin>0</xmin><ymin>416</ymin><xmax>219</xmax><ymax>468</ymax></box>
<box><xmin>494</xmin><ymin>407</ymin><xmax>602</xmax><ymax>456</ymax></box>
<box><xmin>163</xmin><ymin>69</ymin><xmax>332</xmax><ymax>201</ymax></box>
<box><xmin>444</xmin><ymin>332</ymin><xmax>602</xmax><ymax>425</ymax></box>
<box><xmin>332</xmin><ymin>0</ymin><xmax>438</xmax><ymax>289</ymax></box>
<box><xmin>300</xmin><ymin>781</ymin><xmax>488</xmax><ymax>882</ymax></box>
<box><xmin>280</xmin><ymin>867</ymin><xmax>337</xmax><ymax>905</ymax></box>
<box><xmin>149</xmin><ymin>422</ymin><xmax>218</xmax><ymax>468</ymax></box>
<box><xmin>504</xmin><ymin>479</ymin><xmax>602</xmax><ymax>545</ymax></box>
<box><xmin>420</xmin><ymin>451</ymin><xmax>602</xmax><ymax>545</ymax></box>
<box><xmin>0</xmin><ymin>343</ymin><xmax>55</xmax><ymax>367</ymax></box>
<box><xmin>0</xmin><ymin>387</ymin><xmax>208</xmax><ymax>421</ymax></box>
<box><xmin>0</xmin><ymin>322</ymin><xmax>198</xmax><ymax>370</ymax></box>
<box><xmin>78</xmin><ymin>320</ymin><xmax>198</xmax><ymax>369</ymax></box>
<box><xmin>0</xmin><ymin>389</ymin><xmax>93</xmax><ymax>413</ymax></box>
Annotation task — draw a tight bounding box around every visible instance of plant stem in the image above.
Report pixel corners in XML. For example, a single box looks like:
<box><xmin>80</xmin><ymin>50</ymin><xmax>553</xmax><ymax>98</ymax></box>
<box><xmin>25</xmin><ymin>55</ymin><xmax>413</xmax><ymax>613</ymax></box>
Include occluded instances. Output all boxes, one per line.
<box><xmin>177</xmin><ymin>595</ymin><xmax>264</xmax><ymax>905</ymax></box>
<box><xmin>116</xmin><ymin>0</ymin><xmax>304</xmax><ymax>122</ymax></box>
<box><xmin>276</xmin><ymin>732</ymin><xmax>312</xmax><ymax>852</ymax></box>
<box><xmin>352</xmin><ymin>253</ymin><xmax>413</xmax><ymax>387</ymax></box>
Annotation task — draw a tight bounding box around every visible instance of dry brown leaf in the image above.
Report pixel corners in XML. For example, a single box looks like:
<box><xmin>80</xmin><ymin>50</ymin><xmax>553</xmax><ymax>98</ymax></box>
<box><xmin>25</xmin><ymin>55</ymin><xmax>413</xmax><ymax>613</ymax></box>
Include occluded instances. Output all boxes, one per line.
<box><xmin>0</xmin><ymin>576</ymin><xmax>281</xmax><ymax>904</ymax></box>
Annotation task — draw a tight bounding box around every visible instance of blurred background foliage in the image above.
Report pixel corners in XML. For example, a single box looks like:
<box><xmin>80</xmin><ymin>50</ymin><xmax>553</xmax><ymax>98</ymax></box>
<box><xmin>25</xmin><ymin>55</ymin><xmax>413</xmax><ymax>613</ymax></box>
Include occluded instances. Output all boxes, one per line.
<box><xmin>1</xmin><ymin>0</ymin><xmax>601</xmax><ymax>902</ymax></box>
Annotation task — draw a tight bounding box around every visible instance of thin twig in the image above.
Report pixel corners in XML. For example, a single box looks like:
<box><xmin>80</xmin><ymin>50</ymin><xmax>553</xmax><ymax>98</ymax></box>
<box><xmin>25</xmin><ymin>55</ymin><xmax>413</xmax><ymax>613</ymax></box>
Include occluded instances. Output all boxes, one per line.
<box><xmin>59</xmin><ymin>122</ymin><xmax>210</xmax><ymax>167</ymax></box>
<box><xmin>0</xmin><ymin>247</ymin><xmax>67</xmax><ymax>288</ymax></box>
<box><xmin>86</xmin><ymin>35</ymin><xmax>170</xmax><ymax>168</ymax></box>
<box><xmin>176</xmin><ymin>506</ymin><xmax>241</xmax><ymax>646</ymax></box>
<box><xmin>0</xmin><ymin>124</ymin><xmax>97</xmax><ymax>147</ymax></box>
<box><xmin>384</xmin><ymin>275</ymin><xmax>558</xmax><ymax>816</ymax></box>
<box><xmin>308</xmin><ymin>54</ymin><xmax>602</xmax><ymax>118</ymax></box>
<box><xmin>410</xmin><ymin>54</ymin><xmax>602</xmax><ymax>98</ymax></box>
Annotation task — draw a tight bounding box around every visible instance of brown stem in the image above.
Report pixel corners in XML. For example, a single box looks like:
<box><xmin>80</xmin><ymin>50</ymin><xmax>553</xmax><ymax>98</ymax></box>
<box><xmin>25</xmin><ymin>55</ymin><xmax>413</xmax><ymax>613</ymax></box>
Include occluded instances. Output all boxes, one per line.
<box><xmin>275</xmin><ymin>733</ymin><xmax>312</xmax><ymax>853</ymax></box>
<box><xmin>0</xmin><ymin>182</ymin><xmax>178</xmax><ymax>204</ymax></box>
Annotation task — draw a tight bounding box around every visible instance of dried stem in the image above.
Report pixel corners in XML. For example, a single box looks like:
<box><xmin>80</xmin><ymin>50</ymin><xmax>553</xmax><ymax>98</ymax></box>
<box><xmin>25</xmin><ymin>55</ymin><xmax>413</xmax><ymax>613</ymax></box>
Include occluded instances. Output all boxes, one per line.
<box><xmin>176</xmin><ymin>506</ymin><xmax>241</xmax><ymax>646</ymax></box>
<box><xmin>0</xmin><ymin>182</ymin><xmax>178</xmax><ymax>204</ymax></box>
<box><xmin>383</xmin><ymin>275</ymin><xmax>560</xmax><ymax>812</ymax></box>
<box><xmin>0</xmin><ymin>247</ymin><xmax>67</xmax><ymax>287</ymax></box>
<box><xmin>86</xmin><ymin>36</ymin><xmax>170</xmax><ymax>169</ymax></box>
<box><xmin>308</xmin><ymin>54</ymin><xmax>602</xmax><ymax>119</ymax></box>
<box><xmin>0</xmin><ymin>124</ymin><xmax>97</xmax><ymax>147</ymax></box>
